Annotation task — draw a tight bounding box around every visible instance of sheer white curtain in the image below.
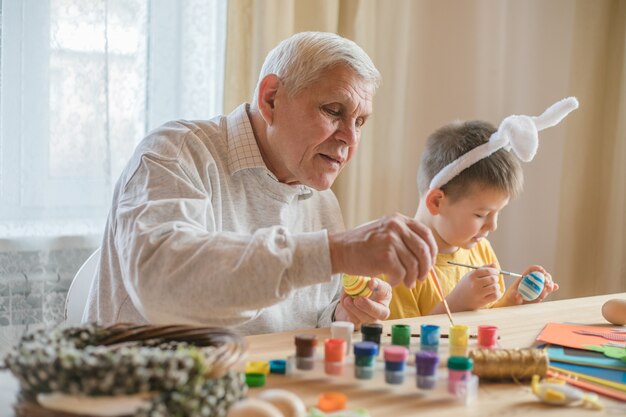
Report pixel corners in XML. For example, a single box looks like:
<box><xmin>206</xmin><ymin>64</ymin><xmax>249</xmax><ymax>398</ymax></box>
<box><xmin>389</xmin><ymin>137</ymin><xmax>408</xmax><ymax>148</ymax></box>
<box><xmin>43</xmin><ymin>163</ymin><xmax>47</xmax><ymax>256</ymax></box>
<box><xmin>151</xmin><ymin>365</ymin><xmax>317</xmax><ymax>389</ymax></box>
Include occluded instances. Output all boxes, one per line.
<box><xmin>0</xmin><ymin>0</ymin><xmax>227</xmax><ymax>352</ymax></box>
<box><xmin>1</xmin><ymin>0</ymin><xmax>227</xmax><ymax>237</ymax></box>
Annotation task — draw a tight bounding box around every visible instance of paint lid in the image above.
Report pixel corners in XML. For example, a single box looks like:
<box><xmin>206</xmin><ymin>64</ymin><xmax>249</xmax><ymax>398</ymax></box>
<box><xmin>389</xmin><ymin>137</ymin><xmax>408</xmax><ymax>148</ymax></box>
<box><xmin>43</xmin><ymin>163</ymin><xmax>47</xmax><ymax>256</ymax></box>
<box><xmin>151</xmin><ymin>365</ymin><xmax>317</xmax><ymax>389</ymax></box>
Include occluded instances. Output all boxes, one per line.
<box><xmin>447</xmin><ymin>356</ymin><xmax>473</xmax><ymax>371</ymax></box>
<box><xmin>477</xmin><ymin>325</ymin><xmax>498</xmax><ymax>348</ymax></box>
<box><xmin>245</xmin><ymin>372</ymin><xmax>266</xmax><ymax>387</ymax></box>
<box><xmin>269</xmin><ymin>359</ymin><xmax>287</xmax><ymax>374</ymax></box>
<box><xmin>324</xmin><ymin>338</ymin><xmax>346</xmax><ymax>361</ymax></box>
<box><xmin>415</xmin><ymin>351</ymin><xmax>439</xmax><ymax>375</ymax></box>
<box><xmin>449</xmin><ymin>324</ymin><xmax>470</xmax><ymax>347</ymax></box>
<box><xmin>353</xmin><ymin>341</ymin><xmax>378</xmax><ymax>356</ymax></box>
<box><xmin>295</xmin><ymin>334</ymin><xmax>318</xmax><ymax>357</ymax></box>
<box><xmin>245</xmin><ymin>360</ymin><xmax>270</xmax><ymax>375</ymax></box>
<box><xmin>384</xmin><ymin>345</ymin><xmax>409</xmax><ymax>362</ymax></box>
<box><xmin>420</xmin><ymin>324</ymin><xmax>441</xmax><ymax>346</ymax></box>
<box><xmin>331</xmin><ymin>321</ymin><xmax>355</xmax><ymax>338</ymax></box>
<box><xmin>295</xmin><ymin>334</ymin><xmax>318</xmax><ymax>348</ymax></box>
<box><xmin>318</xmin><ymin>392</ymin><xmax>347</xmax><ymax>413</ymax></box>
<box><xmin>391</xmin><ymin>324</ymin><xmax>411</xmax><ymax>346</ymax></box>
<box><xmin>361</xmin><ymin>323</ymin><xmax>383</xmax><ymax>335</ymax></box>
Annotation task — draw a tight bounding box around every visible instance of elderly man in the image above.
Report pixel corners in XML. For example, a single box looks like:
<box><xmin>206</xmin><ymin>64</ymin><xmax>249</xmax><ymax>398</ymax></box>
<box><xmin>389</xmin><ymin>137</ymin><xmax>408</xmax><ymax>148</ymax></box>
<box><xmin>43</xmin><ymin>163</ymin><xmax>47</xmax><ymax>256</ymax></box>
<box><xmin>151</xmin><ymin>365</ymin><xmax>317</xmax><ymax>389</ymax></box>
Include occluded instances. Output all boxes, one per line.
<box><xmin>85</xmin><ymin>32</ymin><xmax>436</xmax><ymax>335</ymax></box>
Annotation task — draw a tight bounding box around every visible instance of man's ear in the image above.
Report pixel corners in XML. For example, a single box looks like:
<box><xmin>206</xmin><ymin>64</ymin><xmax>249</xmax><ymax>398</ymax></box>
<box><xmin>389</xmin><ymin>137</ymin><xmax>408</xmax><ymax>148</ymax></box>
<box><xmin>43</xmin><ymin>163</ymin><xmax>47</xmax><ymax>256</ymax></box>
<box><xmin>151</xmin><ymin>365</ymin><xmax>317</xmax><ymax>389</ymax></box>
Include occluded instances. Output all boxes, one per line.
<box><xmin>425</xmin><ymin>188</ymin><xmax>446</xmax><ymax>215</ymax></box>
<box><xmin>257</xmin><ymin>74</ymin><xmax>281</xmax><ymax>126</ymax></box>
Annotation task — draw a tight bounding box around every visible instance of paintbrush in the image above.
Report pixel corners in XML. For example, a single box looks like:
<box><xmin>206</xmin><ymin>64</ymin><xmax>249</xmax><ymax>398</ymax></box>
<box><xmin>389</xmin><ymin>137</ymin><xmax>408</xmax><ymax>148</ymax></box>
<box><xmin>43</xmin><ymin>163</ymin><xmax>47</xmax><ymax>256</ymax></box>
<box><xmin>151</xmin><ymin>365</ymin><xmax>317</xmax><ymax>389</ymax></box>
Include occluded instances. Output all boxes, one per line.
<box><xmin>429</xmin><ymin>268</ymin><xmax>454</xmax><ymax>326</ymax></box>
<box><xmin>385</xmin><ymin>333</ymin><xmax>501</xmax><ymax>340</ymax></box>
<box><xmin>447</xmin><ymin>261</ymin><xmax>523</xmax><ymax>278</ymax></box>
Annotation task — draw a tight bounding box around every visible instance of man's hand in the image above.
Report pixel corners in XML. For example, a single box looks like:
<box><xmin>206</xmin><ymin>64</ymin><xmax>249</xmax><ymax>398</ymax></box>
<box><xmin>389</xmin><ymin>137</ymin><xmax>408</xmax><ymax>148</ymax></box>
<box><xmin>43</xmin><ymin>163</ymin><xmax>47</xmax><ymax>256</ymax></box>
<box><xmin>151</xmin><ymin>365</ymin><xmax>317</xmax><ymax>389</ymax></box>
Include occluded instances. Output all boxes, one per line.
<box><xmin>333</xmin><ymin>277</ymin><xmax>391</xmax><ymax>329</ymax></box>
<box><xmin>445</xmin><ymin>264</ymin><xmax>502</xmax><ymax>311</ymax></box>
<box><xmin>329</xmin><ymin>214</ymin><xmax>437</xmax><ymax>288</ymax></box>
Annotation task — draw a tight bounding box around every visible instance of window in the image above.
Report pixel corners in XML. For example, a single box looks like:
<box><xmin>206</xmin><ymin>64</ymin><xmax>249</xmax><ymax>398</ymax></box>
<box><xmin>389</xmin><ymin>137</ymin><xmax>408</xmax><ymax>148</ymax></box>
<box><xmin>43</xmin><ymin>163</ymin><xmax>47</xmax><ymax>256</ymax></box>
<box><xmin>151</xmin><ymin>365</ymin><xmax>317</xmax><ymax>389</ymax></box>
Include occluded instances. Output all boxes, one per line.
<box><xmin>0</xmin><ymin>0</ymin><xmax>227</xmax><ymax>238</ymax></box>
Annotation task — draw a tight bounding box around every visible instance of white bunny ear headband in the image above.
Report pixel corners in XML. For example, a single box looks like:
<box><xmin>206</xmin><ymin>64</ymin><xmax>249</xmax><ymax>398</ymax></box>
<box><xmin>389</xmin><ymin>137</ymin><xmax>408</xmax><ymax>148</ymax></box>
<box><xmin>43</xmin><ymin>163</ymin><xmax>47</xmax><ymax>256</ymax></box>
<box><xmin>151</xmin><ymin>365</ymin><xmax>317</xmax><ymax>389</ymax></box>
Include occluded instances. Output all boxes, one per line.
<box><xmin>429</xmin><ymin>97</ymin><xmax>580</xmax><ymax>190</ymax></box>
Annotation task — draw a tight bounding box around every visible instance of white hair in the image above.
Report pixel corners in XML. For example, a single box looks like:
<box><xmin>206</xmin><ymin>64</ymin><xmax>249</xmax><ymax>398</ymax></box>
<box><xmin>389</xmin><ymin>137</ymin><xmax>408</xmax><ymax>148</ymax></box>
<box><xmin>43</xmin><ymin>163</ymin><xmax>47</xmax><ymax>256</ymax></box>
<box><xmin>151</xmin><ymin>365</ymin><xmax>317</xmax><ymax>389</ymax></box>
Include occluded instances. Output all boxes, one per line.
<box><xmin>252</xmin><ymin>31</ymin><xmax>381</xmax><ymax>104</ymax></box>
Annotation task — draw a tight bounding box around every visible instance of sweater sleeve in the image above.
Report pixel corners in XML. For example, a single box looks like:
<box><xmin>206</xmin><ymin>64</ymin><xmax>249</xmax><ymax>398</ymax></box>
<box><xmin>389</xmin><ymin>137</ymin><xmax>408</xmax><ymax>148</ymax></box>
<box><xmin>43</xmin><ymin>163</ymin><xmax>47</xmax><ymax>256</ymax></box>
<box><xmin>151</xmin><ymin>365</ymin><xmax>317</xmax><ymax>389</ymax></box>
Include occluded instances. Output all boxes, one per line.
<box><xmin>114</xmin><ymin>152</ymin><xmax>334</xmax><ymax>327</ymax></box>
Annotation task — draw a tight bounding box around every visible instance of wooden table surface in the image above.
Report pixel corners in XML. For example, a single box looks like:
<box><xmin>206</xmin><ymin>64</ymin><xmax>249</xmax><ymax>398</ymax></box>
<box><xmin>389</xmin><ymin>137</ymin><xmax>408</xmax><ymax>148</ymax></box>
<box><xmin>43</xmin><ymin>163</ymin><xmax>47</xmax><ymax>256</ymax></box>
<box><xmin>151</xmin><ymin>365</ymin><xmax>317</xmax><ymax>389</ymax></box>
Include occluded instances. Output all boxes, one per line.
<box><xmin>1</xmin><ymin>293</ymin><xmax>625</xmax><ymax>416</ymax></box>
<box><xmin>242</xmin><ymin>293</ymin><xmax>626</xmax><ymax>416</ymax></box>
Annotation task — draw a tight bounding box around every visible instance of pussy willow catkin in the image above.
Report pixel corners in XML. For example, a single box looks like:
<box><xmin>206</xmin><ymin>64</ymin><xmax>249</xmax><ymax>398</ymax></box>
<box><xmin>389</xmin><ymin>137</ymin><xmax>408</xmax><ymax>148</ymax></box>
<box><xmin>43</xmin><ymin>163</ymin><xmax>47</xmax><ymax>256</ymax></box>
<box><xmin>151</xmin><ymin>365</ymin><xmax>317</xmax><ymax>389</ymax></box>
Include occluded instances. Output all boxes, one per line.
<box><xmin>469</xmin><ymin>348</ymin><xmax>548</xmax><ymax>380</ymax></box>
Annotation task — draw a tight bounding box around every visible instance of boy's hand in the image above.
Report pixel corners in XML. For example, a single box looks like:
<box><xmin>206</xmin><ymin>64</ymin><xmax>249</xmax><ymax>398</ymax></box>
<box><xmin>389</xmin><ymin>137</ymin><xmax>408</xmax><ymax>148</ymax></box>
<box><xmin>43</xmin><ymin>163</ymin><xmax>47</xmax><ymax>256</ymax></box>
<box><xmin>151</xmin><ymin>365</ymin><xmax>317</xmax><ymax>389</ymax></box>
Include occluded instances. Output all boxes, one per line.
<box><xmin>494</xmin><ymin>265</ymin><xmax>559</xmax><ymax>307</ymax></box>
<box><xmin>445</xmin><ymin>264</ymin><xmax>502</xmax><ymax>311</ymax></box>
<box><xmin>334</xmin><ymin>277</ymin><xmax>391</xmax><ymax>330</ymax></box>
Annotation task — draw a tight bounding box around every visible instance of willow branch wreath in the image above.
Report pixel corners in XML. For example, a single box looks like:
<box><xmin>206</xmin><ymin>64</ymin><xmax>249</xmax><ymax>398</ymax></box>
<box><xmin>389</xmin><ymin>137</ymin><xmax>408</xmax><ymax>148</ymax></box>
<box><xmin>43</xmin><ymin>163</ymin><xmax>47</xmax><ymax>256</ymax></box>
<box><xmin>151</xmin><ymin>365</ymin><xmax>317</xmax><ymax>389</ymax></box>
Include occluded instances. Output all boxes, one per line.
<box><xmin>4</xmin><ymin>323</ymin><xmax>248</xmax><ymax>417</ymax></box>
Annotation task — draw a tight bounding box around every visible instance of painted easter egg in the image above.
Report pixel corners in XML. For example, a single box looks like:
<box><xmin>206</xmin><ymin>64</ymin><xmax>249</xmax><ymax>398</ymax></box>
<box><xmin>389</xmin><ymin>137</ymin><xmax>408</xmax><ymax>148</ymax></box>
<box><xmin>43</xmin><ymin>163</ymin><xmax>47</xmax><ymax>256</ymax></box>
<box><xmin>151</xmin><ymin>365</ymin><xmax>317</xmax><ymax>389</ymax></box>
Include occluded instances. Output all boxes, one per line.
<box><xmin>602</xmin><ymin>299</ymin><xmax>626</xmax><ymax>325</ymax></box>
<box><xmin>517</xmin><ymin>271</ymin><xmax>545</xmax><ymax>301</ymax></box>
<box><xmin>341</xmin><ymin>274</ymin><xmax>372</xmax><ymax>297</ymax></box>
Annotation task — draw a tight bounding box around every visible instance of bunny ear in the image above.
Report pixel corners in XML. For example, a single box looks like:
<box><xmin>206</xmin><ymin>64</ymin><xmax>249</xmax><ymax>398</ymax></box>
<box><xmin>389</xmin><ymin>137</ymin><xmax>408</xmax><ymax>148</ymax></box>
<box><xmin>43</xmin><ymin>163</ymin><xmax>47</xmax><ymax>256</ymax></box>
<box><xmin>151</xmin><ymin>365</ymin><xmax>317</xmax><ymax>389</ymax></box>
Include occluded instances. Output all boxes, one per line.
<box><xmin>532</xmin><ymin>97</ymin><xmax>579</xmax><ymax>131</ymax></box>
<box><xmin>428</xmin><ymin>97</ymin><xmax>579</xmax><ymax>191</ymax></box>
<box><xmin>496</xmin><ymin>115</ymin><xmax>538</xmax><ymax>162</ymax></box>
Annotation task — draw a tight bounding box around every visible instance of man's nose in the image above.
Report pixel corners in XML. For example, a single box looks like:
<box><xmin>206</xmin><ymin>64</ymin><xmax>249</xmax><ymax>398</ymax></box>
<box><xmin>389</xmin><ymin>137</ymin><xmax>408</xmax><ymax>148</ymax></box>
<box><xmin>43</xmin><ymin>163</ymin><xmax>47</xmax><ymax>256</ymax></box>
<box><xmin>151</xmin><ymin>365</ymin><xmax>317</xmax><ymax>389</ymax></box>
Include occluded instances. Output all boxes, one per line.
<box><xmin>336</xmin><ymin>121</ymin><xmax>359</xmax><ymax>146</ymax></box>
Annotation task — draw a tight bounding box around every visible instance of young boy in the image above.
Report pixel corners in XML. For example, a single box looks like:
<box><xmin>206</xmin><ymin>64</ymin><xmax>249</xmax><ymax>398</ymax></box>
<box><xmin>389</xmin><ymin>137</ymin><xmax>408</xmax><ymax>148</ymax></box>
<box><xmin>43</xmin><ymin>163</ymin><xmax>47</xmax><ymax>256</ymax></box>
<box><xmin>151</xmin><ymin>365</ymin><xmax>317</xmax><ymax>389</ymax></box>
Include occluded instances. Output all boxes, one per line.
<box><xmin>389</xmin><ymin>119</ymin><xmax>557</xmax><ymax>319</ymax></box>
<box><xmin>346</xmin><ymin>97</ymin><xmax>578</xmax><ymax>319</ymax></box>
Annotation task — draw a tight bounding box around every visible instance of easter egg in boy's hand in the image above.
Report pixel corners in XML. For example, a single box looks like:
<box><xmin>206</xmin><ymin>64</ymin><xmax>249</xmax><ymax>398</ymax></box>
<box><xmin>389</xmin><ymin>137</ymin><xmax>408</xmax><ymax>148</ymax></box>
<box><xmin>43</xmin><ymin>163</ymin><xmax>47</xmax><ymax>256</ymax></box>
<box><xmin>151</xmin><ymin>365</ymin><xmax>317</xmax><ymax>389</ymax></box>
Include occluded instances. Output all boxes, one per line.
<box><xmin>518</xmin><ymin>271</ymin><xmax>545</xmax><ymax>301</ymax></box>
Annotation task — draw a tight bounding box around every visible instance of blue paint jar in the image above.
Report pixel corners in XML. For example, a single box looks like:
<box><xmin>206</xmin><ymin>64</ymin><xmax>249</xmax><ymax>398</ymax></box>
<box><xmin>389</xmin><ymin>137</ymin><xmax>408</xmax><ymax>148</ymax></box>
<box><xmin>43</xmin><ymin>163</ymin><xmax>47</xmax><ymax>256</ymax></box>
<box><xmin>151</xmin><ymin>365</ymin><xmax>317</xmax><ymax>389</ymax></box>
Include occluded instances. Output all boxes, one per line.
<box><xmin>420</xmin><ymin>324</ymin><xmax>440</xmax><ymax>352</ymax></box>
<box><xmin>353</xmin><ymin>341</ymin><xmax>378</xmax><ymax>380</ymax></box>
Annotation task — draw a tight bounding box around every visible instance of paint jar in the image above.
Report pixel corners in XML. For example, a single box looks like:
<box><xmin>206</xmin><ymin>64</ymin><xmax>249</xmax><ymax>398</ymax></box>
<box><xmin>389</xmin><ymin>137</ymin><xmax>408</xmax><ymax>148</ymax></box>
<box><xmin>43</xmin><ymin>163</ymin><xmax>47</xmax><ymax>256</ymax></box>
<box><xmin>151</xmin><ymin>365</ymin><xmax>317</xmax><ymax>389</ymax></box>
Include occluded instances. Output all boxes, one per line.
<box><xmin>331</xmin><ymin>321</ymin><xmax>354</xmax><ymax>354</ymax></box>
<box><xmin>318</xmin><ymin>392</ymin><xmax>347</xmax><ymax>413</ymax></box>
<box><xmin>245</xmin><ymin>361</ymin><xmax>269</xmax><ymax>388</ymax></box>
<box><xmin>269</xmin><ymin>359</ymin><xmax>287</xmax><ymax>375</ymax></box>
<box><xmin>295</xmin><ymin>334</ymin><xmax>317</xmax><ymax>370</ymax></box>
<box><xmin>420</xmin><ymin>324</ymin><xmax>440</xmax><ymax>352</ymax></box>
<box><xmin>477</xmin><ymin>325</ymin><xmax>498</xmax><ymax>349</ymax></box>
<box><xmin>415</xmin><ymin>351</ymin><xmax>439</xmax><ymax>389</ymax></box>
<box><xmin>384</xmin><ymin>345</ymin><xmax>409</xmax><ymax>385</ymax></box>
<box><xmin>324</xmin><ymin>338</ymin><xmax>346</xmax><ymax>376</ymax></box>
<box><xmin>246</xmin><ymin>361</ymin><xmax>270</xmax><ymax>375</ymax></box>
<box><xmin>245</xmin><ymin>372</ymin><xmax>266</xmax><ymax>387</ymax></box>
<box><xmin>361</xmin><ymin>323</ymin><xmax>383</xmax><ymax>354</ymax></box>
<box><xmin>449</xmin><ymin>324</ymin><xmax>469</xmax><ymax>357</ymax></box>
<box><xmin>447</xmin><ymin>356</ymin><xmax>478</xmax><ymax>404</ymax></box>
<box><xmin>391</xmin><ymin>324</ymin><xmax>411</xmax><ymax>349</ymax></box>
<box><xmin>353</xmin><ymin>341</ymin><xmax>378</xmax><ymax>380</ymax></box>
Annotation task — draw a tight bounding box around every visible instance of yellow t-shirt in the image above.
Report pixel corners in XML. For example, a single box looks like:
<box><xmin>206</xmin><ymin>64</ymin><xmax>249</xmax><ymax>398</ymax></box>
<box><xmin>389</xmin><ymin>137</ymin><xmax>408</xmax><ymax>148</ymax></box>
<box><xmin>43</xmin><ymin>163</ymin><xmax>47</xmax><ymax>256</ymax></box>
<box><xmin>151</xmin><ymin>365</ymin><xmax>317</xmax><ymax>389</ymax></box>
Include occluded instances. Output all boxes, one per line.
<box><xmin>386</xmin><ymin>239</ymin><xmax>505</xmax><ymax>319</ymax></box>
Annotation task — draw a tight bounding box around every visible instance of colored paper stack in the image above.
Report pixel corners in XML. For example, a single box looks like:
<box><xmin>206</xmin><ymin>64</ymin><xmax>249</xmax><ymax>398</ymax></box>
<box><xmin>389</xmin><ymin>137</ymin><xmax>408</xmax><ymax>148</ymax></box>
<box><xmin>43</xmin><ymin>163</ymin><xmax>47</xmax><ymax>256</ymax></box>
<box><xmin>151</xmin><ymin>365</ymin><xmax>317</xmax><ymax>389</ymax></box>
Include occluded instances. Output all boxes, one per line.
<box><xmin>536</xmin><ymin>322</ymin><xmax>626</xmax><ymax>402</ymax></box>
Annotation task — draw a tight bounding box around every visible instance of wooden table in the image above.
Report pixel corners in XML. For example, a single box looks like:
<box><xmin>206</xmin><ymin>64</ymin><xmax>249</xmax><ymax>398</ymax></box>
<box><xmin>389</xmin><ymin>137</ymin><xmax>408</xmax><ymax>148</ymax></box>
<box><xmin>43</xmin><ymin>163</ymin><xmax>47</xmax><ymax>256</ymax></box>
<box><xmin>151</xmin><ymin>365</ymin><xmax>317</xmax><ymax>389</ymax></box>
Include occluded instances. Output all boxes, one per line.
<box><xmin>1</xmin><ymin>293</ymin><xmax>625</xmax><ymax>416</ymax></box>
<box><xmin>243</xmin><ymin>293</ymin><xmax>626</xmax><ymax>416</ymax></box>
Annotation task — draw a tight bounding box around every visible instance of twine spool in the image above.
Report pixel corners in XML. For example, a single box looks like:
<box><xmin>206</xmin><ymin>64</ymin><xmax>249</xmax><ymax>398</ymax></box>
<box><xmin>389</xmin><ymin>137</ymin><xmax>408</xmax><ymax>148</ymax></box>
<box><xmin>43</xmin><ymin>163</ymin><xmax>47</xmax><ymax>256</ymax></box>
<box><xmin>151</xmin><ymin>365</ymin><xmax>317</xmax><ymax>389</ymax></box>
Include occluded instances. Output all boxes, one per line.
<box><xmin>469</xmin><ymin>348</ymin><xmax>548</xmax><ymax>380</ymax></box>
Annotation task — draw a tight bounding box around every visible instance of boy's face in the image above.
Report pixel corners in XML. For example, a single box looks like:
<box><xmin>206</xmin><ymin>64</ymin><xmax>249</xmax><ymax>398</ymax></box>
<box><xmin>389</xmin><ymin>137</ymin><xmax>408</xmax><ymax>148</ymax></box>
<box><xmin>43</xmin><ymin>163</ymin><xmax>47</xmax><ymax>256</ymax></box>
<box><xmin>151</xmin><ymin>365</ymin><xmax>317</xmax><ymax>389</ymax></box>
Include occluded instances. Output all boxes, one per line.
<box><xmin>432</xmin><ymin>185</ymin><xmax>510</xmax><ymax>253</ymax></box>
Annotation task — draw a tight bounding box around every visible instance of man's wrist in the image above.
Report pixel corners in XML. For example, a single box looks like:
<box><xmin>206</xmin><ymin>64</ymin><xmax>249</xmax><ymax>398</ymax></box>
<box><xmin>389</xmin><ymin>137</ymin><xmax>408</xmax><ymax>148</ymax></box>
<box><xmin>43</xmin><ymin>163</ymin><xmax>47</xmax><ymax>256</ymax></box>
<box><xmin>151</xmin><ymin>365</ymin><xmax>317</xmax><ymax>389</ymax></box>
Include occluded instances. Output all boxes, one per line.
<box><xmin>328</xmin><ymin>232</ymin><xmax>345</xmax><ymax>275</ymax></box>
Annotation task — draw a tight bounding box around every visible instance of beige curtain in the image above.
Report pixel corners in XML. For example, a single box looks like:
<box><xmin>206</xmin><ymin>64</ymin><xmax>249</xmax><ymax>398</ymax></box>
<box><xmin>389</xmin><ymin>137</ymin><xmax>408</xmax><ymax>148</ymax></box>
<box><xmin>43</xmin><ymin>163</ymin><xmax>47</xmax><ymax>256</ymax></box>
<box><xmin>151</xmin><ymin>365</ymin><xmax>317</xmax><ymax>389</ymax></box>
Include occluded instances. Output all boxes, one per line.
<box><xmin>225</xmin><ymin>0</ymin><xmax>626</xmax><ymax>299</ymax></box>
<box><xmin>554</xmin><ymin>0</ymin><xmax>626</xmax><ymax>298</ymax></box>
<box><xmin>224</xmin><ymin>0</ymin><xmax>343</xmax><ymax>112</ymax></box>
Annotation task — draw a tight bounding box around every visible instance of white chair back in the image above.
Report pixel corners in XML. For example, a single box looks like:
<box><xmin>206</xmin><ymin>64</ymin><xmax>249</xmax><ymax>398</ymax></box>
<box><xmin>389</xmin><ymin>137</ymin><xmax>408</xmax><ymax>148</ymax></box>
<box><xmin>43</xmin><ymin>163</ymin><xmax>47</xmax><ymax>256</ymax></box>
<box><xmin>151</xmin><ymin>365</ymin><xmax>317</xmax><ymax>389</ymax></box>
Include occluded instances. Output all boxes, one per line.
<box><xmin>64</xmin><ymin>248</ymin><xmax>100</xmax><ymax>324</ymax></box>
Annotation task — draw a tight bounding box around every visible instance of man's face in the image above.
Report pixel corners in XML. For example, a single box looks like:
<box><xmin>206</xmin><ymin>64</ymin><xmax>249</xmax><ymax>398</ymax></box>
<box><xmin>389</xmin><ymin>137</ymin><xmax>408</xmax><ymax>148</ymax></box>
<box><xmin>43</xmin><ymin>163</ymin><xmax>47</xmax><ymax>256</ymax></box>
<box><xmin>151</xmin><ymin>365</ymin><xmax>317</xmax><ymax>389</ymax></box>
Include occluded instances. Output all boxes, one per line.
<box><xmin>264</xmin><ymin>65</ymin><xmax>375</xmax><ymax>190</ymax></box>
